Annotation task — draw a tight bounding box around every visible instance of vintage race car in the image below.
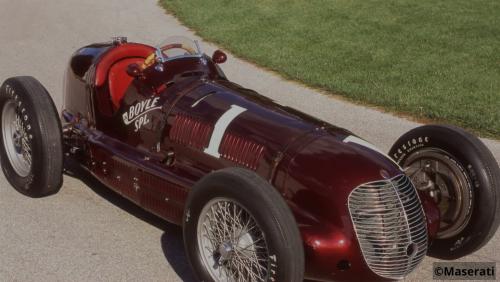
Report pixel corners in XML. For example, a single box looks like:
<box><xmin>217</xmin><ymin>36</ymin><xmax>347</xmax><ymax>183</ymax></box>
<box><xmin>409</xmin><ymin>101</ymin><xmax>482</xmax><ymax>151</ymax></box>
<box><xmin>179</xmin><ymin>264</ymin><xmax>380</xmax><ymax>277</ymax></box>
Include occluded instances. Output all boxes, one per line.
<box><xmin>1</xmin><ymin>36</ymin><xmax>499</xmax><ymax>281</ymax></box>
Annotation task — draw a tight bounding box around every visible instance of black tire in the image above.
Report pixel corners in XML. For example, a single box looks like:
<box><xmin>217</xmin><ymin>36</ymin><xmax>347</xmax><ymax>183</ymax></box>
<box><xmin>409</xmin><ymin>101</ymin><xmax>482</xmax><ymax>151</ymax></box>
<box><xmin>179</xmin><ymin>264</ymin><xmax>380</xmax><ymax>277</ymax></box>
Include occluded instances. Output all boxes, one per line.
<box><xmin>183</xmin><ymin>167</ymin><xmax>304</xmax><ymax>282</ymax></box>
<box><xmin>0</xmin><ymin>76</ymin><xmax>63</xmax><ymax>197</ymax></box>
<box><xmin>389</xmin><ymin>124</ymin><xmax>500</xmax><ymax>259</ymax></box>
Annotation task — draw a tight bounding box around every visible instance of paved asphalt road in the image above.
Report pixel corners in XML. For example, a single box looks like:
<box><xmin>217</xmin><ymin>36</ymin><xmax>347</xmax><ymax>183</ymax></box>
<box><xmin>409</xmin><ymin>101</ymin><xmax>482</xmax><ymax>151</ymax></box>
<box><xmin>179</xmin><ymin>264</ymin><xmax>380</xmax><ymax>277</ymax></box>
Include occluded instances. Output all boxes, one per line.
<box><xmin>0</xmin><ymin>0</ymin><xmax>499</xmax><ymax>281</ymax></box>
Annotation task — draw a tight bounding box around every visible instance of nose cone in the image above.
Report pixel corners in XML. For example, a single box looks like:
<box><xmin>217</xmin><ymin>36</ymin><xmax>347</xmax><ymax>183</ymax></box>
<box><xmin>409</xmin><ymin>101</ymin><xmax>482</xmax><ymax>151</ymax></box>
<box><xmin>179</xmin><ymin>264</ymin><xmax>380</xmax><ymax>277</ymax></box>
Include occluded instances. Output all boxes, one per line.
<box><xmin>281</xmin><ymin>134</ymin><xmax>422</xmax><ymax>281</ymax></box>
<box><xmin>285</xmin><ymin>134</ymin><xmax>403</xmax><ymax>202</ymax></box>
<box><xmin>282</xmin><ymin>133</ymin><xmax>406</xmax><ymax>232</ymax></box>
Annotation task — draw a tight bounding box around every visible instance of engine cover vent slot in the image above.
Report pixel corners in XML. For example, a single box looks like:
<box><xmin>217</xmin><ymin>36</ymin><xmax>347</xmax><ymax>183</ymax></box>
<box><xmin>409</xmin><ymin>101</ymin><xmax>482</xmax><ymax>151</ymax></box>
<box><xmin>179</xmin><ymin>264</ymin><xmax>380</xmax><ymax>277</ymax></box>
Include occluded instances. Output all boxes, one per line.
<box><xmin>170</xmin><ymin>114</ymin><xmax>212</xmax><ymax>150</ymax></box>
<box><xmin>219</xmin><ymin>133</ymin><xmax>264</xmax><ymax>170</ymax></box>
<box><xmin>348</xmin><ymin>174</ymin><xmax>428</xmax><ymax>280</ymax></box>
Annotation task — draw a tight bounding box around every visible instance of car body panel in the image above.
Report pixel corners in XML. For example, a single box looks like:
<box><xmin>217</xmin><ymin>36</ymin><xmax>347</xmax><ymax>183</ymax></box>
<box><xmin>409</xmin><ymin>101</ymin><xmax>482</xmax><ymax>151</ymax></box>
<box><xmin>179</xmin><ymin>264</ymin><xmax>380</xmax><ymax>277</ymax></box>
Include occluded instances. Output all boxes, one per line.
<box><xmin>62</xmin><ymin>40</ymin><xmax>435</xmax><ymax>281</ymax></box>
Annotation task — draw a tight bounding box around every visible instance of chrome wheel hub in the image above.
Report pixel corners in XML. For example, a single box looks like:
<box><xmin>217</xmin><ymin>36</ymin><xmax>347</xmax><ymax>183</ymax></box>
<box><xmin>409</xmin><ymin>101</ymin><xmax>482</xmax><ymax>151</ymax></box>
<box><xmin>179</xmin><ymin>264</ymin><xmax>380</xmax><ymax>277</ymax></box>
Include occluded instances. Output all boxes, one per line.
<box><xmin>217</xmin><ymin>241</ymin><xmax>234</xmax><ymax>262</ymax></box>
<box><xmin>197</xmin><ymin>198</ymin><xmax>270</xmax><ymax>282</ymax></box>
<box><xmin>12</xmin><ymin>131</ymin><xmax>22</xmax><ymax>153</ymax></box>
<box><xmin>404</xmin><ymin>148</ymin><xmax>472</xmax><ymax>238</ymax></box>
<box><xmin>1</xmin><ymin>100</ymin><xmax>32</xmax><ymax>177</ymax></box>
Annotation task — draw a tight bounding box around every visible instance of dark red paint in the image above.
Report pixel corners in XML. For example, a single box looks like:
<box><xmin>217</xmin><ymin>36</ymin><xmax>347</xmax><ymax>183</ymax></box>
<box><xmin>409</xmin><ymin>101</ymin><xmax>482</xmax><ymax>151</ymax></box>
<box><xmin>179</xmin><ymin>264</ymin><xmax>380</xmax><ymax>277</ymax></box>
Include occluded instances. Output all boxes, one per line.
<box><xmin>62</xmin><ymin>40</ymin><xmax>438</xmax><ymax>281</ymax></box>
<box><xmin>418</xmin><ymin>191</ymin><xmax>441</xmax><ymax>238</ymax></box>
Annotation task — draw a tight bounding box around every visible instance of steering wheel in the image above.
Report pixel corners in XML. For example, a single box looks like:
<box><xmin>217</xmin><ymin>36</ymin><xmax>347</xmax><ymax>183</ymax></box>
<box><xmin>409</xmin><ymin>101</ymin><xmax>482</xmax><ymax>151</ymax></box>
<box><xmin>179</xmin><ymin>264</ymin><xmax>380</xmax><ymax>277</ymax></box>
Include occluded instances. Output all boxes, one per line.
<box><xmin>141</xmin><ymin>43</ymin><xmax>197</xmax><ymax>70</ymax></box>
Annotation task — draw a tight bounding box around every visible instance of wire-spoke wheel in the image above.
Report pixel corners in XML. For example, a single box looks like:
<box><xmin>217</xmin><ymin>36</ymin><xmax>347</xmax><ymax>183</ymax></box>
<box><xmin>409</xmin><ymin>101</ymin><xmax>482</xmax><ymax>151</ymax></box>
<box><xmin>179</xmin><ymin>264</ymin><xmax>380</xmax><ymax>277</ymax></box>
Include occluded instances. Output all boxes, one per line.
<box><xmin>1</xmin><ymin>100</ymin><xmax>33</xmax><ymax>177</ymax></box>
<box><xmin>184</xmin><ymin>168</ymin><xmax>304</xmax><ymax>282</ymax></box>
<box><xmin>197</xmin><ymin>198</ymin><xmax>270</xmax><ymax>282</ymax></box>
<box><xmin>0</xmin><ymin>76</ymin><xmax>63</xmax><ymax>197</ymax></box>
<box><xmin>390</xmin><ymin>125</ymin><xmax>500</xmax><ymax>259</ymax></box>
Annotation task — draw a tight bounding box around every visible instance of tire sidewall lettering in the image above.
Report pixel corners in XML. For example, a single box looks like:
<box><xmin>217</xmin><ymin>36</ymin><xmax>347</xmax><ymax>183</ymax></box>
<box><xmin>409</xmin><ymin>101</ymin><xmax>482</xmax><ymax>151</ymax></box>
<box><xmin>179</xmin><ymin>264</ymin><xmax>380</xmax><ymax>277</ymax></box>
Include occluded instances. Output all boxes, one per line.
<box><xmin>392</xmin><ymin>135</ymin><xmax>430</xmax><ymax>162</ymax></box>
<box><xmin>1</xmin><ymin>83</ymin><xmax>35</xmax><ymax>188</ymax></box>
<box><xmin>269</xmin><ymin>254</ymin><xmax>278</xmax><ymax>281</ymax></box>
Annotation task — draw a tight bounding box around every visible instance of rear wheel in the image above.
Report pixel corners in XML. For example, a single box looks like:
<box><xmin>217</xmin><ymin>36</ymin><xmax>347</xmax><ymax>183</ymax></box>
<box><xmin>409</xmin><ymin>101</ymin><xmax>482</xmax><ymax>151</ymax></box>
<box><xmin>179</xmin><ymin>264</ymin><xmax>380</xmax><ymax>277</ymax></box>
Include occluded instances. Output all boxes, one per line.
<box><xmin>183</xmin><ymin>167</ymin><xmax>304</xmax><ymax>282</ymax></box>
<box><xmin>389</xmin><ymin>125</ymin><xmax>500</xmax><ymax>259</ymax></box>
<box><xmin>0</xmin><ymin>77</ymin><xmax>63</xmax><ymax>197</ymax></box>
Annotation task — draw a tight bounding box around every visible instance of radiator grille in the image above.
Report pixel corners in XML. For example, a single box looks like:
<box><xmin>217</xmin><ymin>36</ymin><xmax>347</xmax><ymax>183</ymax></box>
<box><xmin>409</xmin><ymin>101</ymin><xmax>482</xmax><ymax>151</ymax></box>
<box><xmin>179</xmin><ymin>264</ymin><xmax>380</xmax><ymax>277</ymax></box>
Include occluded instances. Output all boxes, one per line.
<box><xmin>348</xmin><ymin>174</ymin><xmax>428</xmax><ymax>280</ymax></box>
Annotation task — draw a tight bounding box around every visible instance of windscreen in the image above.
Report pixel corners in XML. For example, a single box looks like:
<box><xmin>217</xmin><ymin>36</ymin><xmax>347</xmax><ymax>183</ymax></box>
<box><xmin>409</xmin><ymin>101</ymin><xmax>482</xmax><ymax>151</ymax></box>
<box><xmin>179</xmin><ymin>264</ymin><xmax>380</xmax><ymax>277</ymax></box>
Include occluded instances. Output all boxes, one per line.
<box><xmin>157</xmin><ymin>36</ymin><xmax>201</xmax><ymax>58</ymax></box>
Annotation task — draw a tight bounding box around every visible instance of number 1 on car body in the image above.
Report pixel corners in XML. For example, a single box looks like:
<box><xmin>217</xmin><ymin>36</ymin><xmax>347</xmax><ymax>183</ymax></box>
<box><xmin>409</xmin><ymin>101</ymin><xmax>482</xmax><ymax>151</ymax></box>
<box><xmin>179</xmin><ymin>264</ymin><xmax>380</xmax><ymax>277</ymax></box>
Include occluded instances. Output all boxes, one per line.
<box><xmin>204</xmin><ymin>105</ymin><xmax>247</xmax><ymax>158</ymax></box>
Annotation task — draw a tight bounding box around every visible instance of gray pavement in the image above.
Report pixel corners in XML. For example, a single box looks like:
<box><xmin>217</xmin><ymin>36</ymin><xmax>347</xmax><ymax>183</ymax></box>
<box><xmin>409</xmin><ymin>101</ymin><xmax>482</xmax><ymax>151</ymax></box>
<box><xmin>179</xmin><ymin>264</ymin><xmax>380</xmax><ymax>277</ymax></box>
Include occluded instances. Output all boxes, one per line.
<box><xmin>0</xmin><ymin>0</ymin><xmax>498</xmax><ymax>281</ymax></box>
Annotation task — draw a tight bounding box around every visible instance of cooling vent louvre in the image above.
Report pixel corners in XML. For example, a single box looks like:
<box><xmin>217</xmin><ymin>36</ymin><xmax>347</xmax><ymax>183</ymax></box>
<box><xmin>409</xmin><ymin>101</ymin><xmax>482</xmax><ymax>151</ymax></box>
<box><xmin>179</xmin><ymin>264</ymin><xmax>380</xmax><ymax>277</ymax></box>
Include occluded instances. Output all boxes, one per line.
<box><xmin>169</xmin><ymin>114</ymin><xmax>212</xmax><ymax>150</ymax></box>
<box><xmin>348</xmin><ymin>174</ymin><xmax>428</xmax><ymax>280</ymax></box>
<box><xmin>169</xmin><ymin>113</ymin><xmax>264</xmax><ymax>170</ymax></box>
<box><xmin>219</xmin><ymin>133</ymin><xmax>264</xmax><ymax>170</ymax></box>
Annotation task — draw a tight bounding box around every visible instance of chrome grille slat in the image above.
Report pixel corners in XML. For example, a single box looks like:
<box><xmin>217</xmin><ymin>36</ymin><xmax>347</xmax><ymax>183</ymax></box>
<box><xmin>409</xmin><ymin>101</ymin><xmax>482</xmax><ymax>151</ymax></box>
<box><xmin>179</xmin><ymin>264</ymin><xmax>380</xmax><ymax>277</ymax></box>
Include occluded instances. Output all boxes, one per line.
<box><xmin>348</xmin><ymin>174</ymin><xmax>428</xmax><ymax>280</ymax></box>
<box><xmin>354</xmin><ymin>213</ymin><xmax>419</xmax><ymax>222</ymax></box>
<box><xmin>367</xmin><ymin>263</ymin><xmax>423</xmax><ymax>269</ymax></box>
<box><xmin>358</xmin><ymin>237</ymin><xmax>413</xmax><ymax>242</ymax></box>
<box><xmin>375</xmin><ymin>262</ymin><xmax>425</xmax><ymax>271</ymax></box>
<box><xmin>354</xmin><ymin>180</ymin><xmax>411</xmax><ymax>190</ymax></box>
<box><xmin>360</xmin><ymin>241</ymin><xmax>414</xmax><ymax>246</ymax></box>
<box><xmin>370</xmin><ymin>258</ymin><xmax>426</xmax><ymax>268</ymax></box>
<box><xmin>351</xmin><ymin>210</ymin><xmax>409</xmax><ymax>216</ymax></box>
<box><xmin>354</xmin><ymin>227</ymin><xmax>410</xmax><ymax>232</ymax></box>
<box><xmin>352</xmin><ymin>193</ymin><xmax>418</xmax><ymax>200</ymax></box>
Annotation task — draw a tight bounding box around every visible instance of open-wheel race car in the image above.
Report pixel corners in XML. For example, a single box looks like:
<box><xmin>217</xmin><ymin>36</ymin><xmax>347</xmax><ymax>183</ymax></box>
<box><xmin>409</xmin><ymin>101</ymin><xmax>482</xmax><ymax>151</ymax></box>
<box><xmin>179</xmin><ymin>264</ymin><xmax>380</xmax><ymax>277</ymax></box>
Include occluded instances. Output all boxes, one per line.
<box><xmin>1</xmin><ymin>36</ymin><xmax>499</xmax><ymax>281</ymax></box>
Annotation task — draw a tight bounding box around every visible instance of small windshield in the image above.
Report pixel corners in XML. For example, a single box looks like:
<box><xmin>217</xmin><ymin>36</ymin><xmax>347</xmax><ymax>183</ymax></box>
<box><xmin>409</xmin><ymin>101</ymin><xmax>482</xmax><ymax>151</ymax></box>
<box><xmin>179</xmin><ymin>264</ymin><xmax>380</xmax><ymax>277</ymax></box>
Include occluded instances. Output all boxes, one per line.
<box><xmin>156</xmin><ymin>36</ymin><xmax>201</xmax><ymax>58</ymax></box>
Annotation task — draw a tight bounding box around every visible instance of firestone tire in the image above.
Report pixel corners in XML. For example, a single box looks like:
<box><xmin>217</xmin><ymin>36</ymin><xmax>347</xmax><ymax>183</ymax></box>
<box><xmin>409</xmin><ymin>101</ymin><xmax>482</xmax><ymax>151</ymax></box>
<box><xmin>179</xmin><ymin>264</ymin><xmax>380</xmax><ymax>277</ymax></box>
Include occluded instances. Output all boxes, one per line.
<box><xmin>0</xmin><ymin>77</ymin><xmax>63</xmax><ymax>197</ymax></box>
<box><xmin>389</xmin><ymin>125</ymin><xmax>500</xmax><ymax>259</ymax></box>
<box><xmin>183</xmin><ymin>167</ymin><xmax>304</xmax><ymax>282</ymax></box>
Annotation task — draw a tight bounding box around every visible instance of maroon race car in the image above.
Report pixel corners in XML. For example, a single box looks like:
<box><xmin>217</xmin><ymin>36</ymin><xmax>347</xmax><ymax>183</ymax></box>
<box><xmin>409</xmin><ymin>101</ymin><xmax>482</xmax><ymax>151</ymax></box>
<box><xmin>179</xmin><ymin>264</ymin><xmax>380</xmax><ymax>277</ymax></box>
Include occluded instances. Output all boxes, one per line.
<box><xmin>1</xmin><ymin>36</ymin><xmax>499</xmax><ymax>281</ymax></box>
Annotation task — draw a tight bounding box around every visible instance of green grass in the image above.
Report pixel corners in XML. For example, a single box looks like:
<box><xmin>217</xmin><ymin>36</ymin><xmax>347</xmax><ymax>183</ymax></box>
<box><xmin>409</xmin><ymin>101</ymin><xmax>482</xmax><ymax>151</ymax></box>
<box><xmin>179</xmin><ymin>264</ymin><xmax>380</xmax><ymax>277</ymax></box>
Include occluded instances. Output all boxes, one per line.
<box><xmin>160</xmin><ymin>0</ymin><xmax>500</xmax><ymax>138</ymax></box>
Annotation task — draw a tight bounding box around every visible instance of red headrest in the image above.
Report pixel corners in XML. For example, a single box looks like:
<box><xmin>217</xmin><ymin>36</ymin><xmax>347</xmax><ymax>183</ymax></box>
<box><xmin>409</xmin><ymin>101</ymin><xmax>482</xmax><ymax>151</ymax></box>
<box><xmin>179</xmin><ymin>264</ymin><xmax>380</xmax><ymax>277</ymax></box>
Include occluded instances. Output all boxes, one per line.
<box><xmin>95</xmin><ymin>43</ymin><xmax>154</xmax><ymax>87</ymax></box>
<box><xmin>108</xmin><ymin>58</ymin><xmax>145</xmax><ymax>109</ymax></box>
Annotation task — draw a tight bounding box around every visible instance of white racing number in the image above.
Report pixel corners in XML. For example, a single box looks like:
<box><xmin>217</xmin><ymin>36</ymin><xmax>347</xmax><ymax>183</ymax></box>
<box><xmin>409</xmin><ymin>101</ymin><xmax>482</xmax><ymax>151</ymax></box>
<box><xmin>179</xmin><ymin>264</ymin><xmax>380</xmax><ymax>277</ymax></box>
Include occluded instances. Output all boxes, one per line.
<box><xmin>204</xmin><ymin>105</ymin><xmax>247</xmax><ymax>158</ymax></box>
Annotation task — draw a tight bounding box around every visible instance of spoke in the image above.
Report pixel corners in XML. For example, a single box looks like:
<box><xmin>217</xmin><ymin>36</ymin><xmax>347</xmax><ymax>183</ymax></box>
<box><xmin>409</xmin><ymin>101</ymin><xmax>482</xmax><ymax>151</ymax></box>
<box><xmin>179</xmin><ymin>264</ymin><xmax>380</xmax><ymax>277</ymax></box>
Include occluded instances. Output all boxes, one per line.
<box><xmin>204</xmin><ymin>245</ymin><xmax>215</xmax><ymax>254</ymax></box>
<box><xmin>231</xmin><ymin>254</ymin><xmax>247</xmax><ymax>281</ymax></box>
<box><xmin>229</xmin><ymin>203</ymin><xmax>243</xmax><ymax>243</ymax></box>
<box><xmin>206</xmin><ymin>212</ymin><xmax>223</xmax><ymax>236</ymax></box>
<box><xmin>233</xmin><ymin>251</ymin><xmax>252</xmax><ymax>281</ymax></box>
<box><xmin>203</xmin><ymin>223</ymin><xmax>220</xmax><ymax>247</ymax></box>
<box><xmin>221</xmin><ymin>264</ymin><xmax>231</xmax><ymax>281</ymax></box>
<box><xmin>237</xmin><ymin>237</ymin><xmax>264</xmax><ymax>253</ymax></box>
<box><xmin>209</xmin><ymin>205</ymin><xmax>226</xmax><ymax>241</ymax></box>
<box><xmin>21</xmin><ymin>137</ymin><xmax>32</xmax><ymax>165</ymax></box>
<box><xmin>235</xmin><ymin>240</ymin><xmax>268</xmax><ymax>280</ymax></box>
<box><xmin>220</xmin><ymin>202</ymin><xmax>230</xmax><ymax>240</ymax></box>
<box><xmin>197</xmin><ymin>199</ymin><xmax>270</xmax><ymax>282</ymax></box>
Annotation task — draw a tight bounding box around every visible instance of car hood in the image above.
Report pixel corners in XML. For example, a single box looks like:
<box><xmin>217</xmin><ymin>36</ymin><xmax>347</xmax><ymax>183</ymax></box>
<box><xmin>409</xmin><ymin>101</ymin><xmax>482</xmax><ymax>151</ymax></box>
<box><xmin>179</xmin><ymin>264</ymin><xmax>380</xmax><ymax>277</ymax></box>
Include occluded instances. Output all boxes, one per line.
<box><xmin>280</xmin><ymin>131</ymin><xmax>404</xmax><ymax>223</ymax></box>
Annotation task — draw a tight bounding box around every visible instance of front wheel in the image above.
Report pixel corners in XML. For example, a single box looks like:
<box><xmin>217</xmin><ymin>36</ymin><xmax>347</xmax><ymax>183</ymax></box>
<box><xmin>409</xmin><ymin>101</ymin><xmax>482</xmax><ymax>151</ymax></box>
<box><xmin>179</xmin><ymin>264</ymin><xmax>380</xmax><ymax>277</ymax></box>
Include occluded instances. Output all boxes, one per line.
<box><xmin>0</xmin><ymin>77</ymin><xmax>63</xmax><ymax>197</ymax></box>
<box><xmin>183</xmin><ymin>167</ymin><xmax>304</xmax><ymax>282</ymax></box>
<box><xmin>389</xmin><ymin>125</ymin><xmax>500</xmax><ymax>259</ymax></box>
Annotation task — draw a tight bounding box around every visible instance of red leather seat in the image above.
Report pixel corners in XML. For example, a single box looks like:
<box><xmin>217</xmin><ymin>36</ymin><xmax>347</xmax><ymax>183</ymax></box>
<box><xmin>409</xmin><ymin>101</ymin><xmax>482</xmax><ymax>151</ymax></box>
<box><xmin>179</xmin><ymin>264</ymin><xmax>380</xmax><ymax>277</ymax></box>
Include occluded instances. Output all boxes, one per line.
<box><xmin>95</xmin><ymin>43</ymin><xmax>154</xmax><ymax>87</ymax></box>
<box><xmin>108</xmin><ymin>58</ymin><xmax>145</xmax><ymax>109</ymax></box>
<box><xmin>94</xmin><ymin>43</ymin><xmax>154</xmax><ymax>109</ymax></box>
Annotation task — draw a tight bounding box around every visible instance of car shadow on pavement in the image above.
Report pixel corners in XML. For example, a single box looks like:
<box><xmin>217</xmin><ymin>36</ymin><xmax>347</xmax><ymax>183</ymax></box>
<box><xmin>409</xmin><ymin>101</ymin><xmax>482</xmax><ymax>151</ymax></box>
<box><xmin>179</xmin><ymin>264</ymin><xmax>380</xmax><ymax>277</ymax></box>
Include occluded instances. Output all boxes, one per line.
<box><xmin>64</xmin><ymin>158</ymin><xmax>197</xmax><ymax>282</ymax></box>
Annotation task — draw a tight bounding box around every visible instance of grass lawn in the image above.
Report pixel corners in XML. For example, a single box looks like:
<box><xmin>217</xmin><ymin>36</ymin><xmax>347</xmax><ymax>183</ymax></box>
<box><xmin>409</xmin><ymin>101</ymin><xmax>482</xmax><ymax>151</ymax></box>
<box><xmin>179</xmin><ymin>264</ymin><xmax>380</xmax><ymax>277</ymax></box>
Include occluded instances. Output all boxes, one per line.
<box><xmin>160</xmin><ymin>0</ymin><xmax>500</xmax><ymax>138</ymax></box>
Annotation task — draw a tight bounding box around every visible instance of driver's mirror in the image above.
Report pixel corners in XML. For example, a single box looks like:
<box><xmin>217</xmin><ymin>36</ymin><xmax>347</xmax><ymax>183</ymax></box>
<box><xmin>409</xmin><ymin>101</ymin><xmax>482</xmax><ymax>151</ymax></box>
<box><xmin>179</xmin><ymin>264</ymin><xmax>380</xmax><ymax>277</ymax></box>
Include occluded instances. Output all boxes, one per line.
<box><xmin>212</xmin><ymin>50</ymin><xmax>227</xmax><ymax>64</ymax></box>
<box><xmin>126</xmin><ymin>63</ymin><xmax>143</xmax><ymax>78</ymax></box>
